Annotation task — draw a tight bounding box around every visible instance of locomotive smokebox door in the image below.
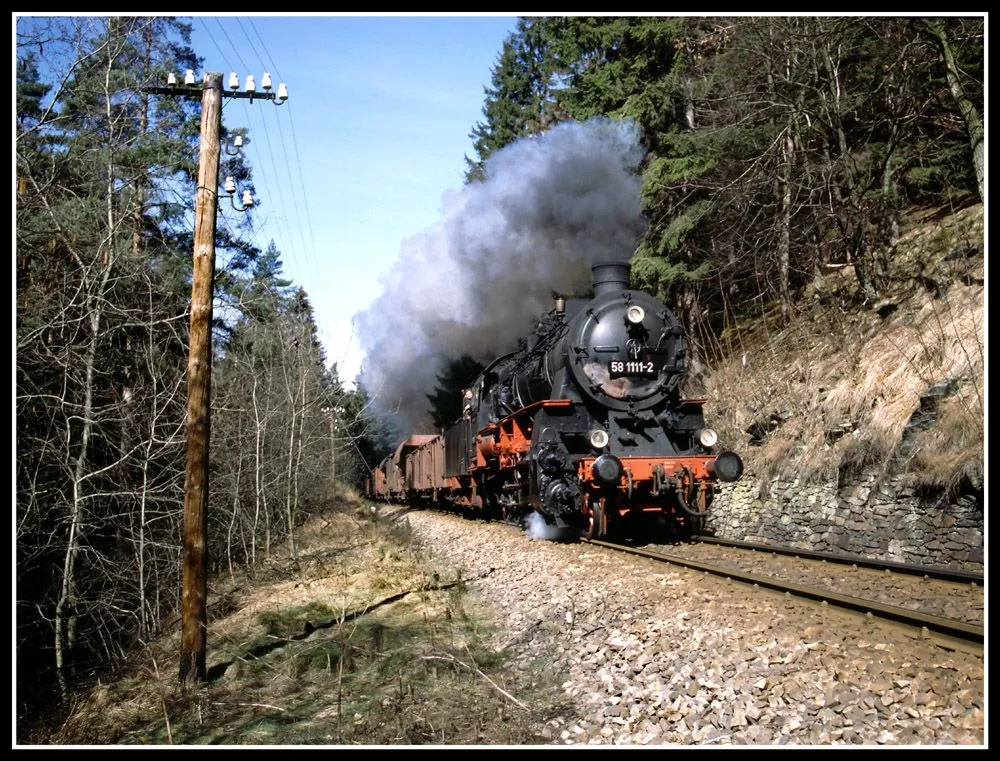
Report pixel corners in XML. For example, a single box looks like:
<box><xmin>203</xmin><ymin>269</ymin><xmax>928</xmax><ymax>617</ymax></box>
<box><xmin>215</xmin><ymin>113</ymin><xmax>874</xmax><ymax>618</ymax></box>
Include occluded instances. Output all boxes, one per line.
<box><xmin>565</xmin><ymin>261</ymin><xmax>686</xmax><ymax>412</ymax></box>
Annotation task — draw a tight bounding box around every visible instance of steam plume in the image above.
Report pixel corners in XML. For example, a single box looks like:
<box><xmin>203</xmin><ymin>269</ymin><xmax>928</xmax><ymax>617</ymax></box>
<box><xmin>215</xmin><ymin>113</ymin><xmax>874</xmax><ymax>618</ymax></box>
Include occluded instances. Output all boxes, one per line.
<box><xmin>355</xmin><ymin>117</ymin><xmax>647</xmax><ymax>432</ymax></box>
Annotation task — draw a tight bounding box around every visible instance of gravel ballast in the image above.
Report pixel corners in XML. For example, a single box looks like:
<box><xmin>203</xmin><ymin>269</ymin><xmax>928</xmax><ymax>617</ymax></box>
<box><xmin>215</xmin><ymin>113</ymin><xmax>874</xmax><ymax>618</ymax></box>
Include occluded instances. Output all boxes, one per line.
<box><xmin>397</xmin><ymin>508</ymin><xmax>986</xmax><ymax>746</ymax></box>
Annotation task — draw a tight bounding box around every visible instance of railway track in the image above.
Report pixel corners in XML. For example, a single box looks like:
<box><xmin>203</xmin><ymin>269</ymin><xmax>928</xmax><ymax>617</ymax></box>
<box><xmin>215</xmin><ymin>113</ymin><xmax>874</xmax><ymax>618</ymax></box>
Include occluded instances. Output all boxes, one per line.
<box><xmin>584</xmin><ymin>536</ymin><xmax>984</xmax><ymax>655</ymax></box>
<box><xmin>688</xmin><ymin>534</ymin><xmax>984</xmax><ymax>584</ymax></box>
<box><xmin>393</xmin><ymin>505</ymin><xmax>986</xmax><ymax>744</ymax></box>
<box><xmin>379</xmin><ymin>504</ymin><xmax>983</xmax><ymax>654</ymax></box>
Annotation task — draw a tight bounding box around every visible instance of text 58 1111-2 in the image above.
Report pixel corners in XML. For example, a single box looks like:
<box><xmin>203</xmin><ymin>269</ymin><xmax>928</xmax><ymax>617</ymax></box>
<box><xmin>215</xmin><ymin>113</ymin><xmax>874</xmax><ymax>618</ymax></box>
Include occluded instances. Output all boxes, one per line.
<box><xmin>609</xmin><ymin>360</ymin><xmax>657</xmax><ymax>378</ymax></box>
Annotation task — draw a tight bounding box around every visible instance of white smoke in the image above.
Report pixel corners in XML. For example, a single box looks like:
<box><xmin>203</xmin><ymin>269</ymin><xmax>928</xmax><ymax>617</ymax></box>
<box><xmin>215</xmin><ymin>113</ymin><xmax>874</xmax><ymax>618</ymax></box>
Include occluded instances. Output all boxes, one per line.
<box><xmin>355</xmin><ymin>117</ymin><xmax>648</xmax><ymax>432</ymax></box>
<box><xmin>523</xmin><ymin>511</ymin><xmax>579</xmax><ymax>542</ymax></box>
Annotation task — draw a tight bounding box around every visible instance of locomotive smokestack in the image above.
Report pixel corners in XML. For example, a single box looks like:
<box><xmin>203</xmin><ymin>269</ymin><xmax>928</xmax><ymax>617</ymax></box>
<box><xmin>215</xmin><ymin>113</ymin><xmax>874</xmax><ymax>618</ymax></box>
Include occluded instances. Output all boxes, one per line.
<box><xmin>592</xmin><ymin>261</ymin><xmax>631</xmax><ymax>296</ymax></box>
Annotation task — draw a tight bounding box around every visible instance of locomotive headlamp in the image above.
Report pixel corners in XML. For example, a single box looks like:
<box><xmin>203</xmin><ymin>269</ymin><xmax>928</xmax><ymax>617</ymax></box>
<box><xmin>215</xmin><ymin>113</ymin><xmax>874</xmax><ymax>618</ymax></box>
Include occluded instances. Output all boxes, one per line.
<box><xmin>625</xmin><ymin>305</ymin><xmax>646</xmax><ymax>324</ymax></box>
<box><xmin>709</xmin><ymin>451</ymin><xmax>744</xmax><ymax>482</ymax></box>
<box><xmin>589</xmin><ymin>429</ymin><xmax>609</xmax><ymax>449</ymax></box>
<box><xmin>591</xmin><ymin>453</ymin><xmax>623</xmax><ymax>486</ymax></box>
<box><xmin>697</xmin><ymin>428</ymin><xmax>719</xmax><ymax>448</ymax></box>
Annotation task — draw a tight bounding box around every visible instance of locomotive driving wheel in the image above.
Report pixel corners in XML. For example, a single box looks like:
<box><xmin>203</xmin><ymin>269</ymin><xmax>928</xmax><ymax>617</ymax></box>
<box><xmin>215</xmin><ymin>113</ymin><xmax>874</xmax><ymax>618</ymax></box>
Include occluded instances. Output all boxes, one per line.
<box><xmin>585</xmin><ymin>494</ymin><xmax>608</xmax><ymax>540</ymax></box>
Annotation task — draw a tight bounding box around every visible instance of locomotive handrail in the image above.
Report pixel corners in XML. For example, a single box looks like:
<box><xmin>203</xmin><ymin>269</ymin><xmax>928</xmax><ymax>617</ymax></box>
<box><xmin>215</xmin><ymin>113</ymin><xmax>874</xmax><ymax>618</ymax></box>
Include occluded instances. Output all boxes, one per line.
<box><xmin>481</xmin><ymin>398</ymin><xmax>573</xmax><ymax>433</ymax></box>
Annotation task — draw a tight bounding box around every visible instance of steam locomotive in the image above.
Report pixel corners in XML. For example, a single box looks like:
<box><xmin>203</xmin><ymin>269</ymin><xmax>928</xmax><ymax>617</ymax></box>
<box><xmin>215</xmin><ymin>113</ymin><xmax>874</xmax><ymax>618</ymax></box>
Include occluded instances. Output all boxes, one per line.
<box><xmin>366</xmin><ymin>261</ymin><xmax>743</xmax><ymax>540</ymax></box>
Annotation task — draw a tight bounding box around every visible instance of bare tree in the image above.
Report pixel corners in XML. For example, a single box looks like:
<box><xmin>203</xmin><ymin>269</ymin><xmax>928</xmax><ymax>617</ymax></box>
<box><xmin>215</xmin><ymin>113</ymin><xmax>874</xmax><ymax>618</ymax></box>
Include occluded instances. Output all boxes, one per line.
<box><xmin>920</xmin><ymin>18</ymin><xmax>984</xmax><ymax>203</ymax></box>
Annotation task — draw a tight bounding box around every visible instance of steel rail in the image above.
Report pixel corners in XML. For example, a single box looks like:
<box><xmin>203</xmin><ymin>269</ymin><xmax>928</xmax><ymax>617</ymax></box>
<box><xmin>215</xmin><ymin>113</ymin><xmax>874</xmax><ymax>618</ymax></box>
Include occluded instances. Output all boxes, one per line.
<box><xmin>585</xmin><ymin>538</ymin><xmax>984</xmax><ymax>652</ymax></box>
<box><xmin>687</xmin><ymin>535</ymin><xmax>984</xmax><ymax>585</ymax></box>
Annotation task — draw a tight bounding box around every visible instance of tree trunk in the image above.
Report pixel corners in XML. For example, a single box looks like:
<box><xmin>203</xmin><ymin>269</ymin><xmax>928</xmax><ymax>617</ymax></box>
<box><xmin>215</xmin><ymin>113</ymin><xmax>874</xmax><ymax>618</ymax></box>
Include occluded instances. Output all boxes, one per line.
<box><xmin>923</xmin><ymin>20</ymin><xmax>984</xmax><ymax>202</ymax></box>
<box><xmin>778</xmin><ymin>127</ymin><xmax>793</xmax><ymax>320</ymax></box>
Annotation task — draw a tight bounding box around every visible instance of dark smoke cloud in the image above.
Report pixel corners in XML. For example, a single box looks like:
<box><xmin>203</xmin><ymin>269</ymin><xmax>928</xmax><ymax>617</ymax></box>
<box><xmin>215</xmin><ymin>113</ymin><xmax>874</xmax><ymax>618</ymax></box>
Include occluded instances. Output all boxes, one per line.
<box><xmin>354</xmin><ymin>117</ymin><xmax>648</xmax><ymax>433</ymax></box>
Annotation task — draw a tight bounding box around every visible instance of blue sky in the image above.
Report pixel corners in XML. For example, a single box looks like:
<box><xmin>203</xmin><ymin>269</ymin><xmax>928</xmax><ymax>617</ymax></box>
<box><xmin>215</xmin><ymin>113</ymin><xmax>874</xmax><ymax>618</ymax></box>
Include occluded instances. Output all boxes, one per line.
<box><xmin>188</xmin><ymin>13</ymin><xmax>518</xmax><ymax>387</ymax></box>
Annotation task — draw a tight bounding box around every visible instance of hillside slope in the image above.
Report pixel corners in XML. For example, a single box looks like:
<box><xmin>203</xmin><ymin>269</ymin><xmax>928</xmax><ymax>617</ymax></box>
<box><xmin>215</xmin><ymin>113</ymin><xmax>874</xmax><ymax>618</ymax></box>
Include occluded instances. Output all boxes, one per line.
<box><xmin>702</xmin><ymin>203</ymin><xmax>984</xmax><ymax>568</ymax></box>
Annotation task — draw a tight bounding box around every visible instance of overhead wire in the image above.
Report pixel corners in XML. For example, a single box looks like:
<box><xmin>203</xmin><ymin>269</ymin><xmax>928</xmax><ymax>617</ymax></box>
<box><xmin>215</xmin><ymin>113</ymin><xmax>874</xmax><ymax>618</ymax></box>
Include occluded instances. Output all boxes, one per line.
<box><xmin>203</xmin><ymin>15</ymin><xmax>326</xmax><ymax>354</ymax></box>
<box><xmin>200</xmin><ymin>17</ymin><xmax>310</xmax><ymax>320</ymax></box>
<box><xmin>189</xmin><ymin>15</ymin><xmax>357</xmax><ymax>382</ymax></box>
<box><xmin>244</xmin><ymin>17</ymin><xmax>320</xmax><ymax>279</ymax></box>
<box><xmin>234</xmin><ymin>16</ymin><xmax>319</xmax><ymax>292</ymax></box>
<box><xmin>206</xmin><ymin>17</ymin><xmax>285</xmax><ymax>254</ymax></box>
<box><xmin>231</xmin><ymin>15</ymin><xmax>342</xmax><ymax>375</ymax></box>
<box><xmin>191</xmin><ymin>17</ymin><xmax>245</xmax><ymax>264</ymax></box>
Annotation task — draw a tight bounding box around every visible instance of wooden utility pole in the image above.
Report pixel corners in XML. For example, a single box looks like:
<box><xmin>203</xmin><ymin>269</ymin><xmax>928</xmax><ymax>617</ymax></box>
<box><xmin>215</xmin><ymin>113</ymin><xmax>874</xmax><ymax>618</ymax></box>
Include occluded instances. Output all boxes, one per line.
<box><xmin>147</xmin><ymin>68</ymin><xmax>287</xmax><ymax>685</ymax></box>
<box><xmin>179</xmin><ymin>71</ymin><xmax>222</xmax><ymax>684</ymax></box>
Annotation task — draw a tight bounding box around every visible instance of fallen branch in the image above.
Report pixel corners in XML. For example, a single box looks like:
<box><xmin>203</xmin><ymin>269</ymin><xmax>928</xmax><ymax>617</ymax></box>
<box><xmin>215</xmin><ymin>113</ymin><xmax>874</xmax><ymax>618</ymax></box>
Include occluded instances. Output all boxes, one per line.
<box><xmin>146</xmin><ymin>650</ymin><xmax>173</xmax><ymax>745</ymax></box>
<box><xmin>420</xmin><ymin>653</ymin><xmax>529</xmax><ymax>711</ymax></box>
<box><xmin>211</xmin><ymin>701</ymin><xmax>286</xmax><ymax>712</ymax></box>
<box><xmin>205</xmin><ymin>577</ymin><xmax>478</xmax><ymax>680</ymax></box>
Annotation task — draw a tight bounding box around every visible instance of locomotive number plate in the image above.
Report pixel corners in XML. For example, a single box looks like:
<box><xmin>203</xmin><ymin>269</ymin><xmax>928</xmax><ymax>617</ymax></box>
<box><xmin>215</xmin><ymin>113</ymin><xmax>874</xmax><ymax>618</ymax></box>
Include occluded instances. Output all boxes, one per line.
<box><xmin>608</xmin><ymin>360</ymin><xmax>658</xmax><ymax>379</ymax></box>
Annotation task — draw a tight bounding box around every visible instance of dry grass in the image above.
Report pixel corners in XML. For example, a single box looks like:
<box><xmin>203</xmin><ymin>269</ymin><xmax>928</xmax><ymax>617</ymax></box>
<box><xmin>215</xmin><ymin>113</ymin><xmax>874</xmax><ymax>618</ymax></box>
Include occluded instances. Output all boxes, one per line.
<box><xmin>705</xmin><ymin>203</ymin><xmax>984</xmax><ymax>495</ymax></box>
<box><xmin>29</xmin><ymin>499</ymin><xmax>567</xmax><ymax>746</ymax></box>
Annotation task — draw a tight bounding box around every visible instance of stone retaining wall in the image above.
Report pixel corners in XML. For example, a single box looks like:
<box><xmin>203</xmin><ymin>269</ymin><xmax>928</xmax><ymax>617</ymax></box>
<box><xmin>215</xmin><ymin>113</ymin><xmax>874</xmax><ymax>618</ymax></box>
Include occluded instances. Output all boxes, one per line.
<box><xmin>705</xmin><ymin>471</ymin><xmax>983</xmax><ymax>572</ymax></box>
